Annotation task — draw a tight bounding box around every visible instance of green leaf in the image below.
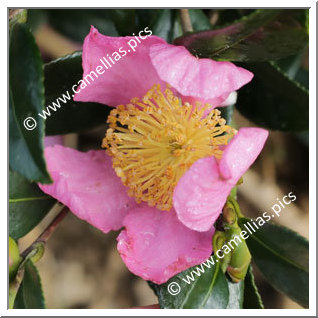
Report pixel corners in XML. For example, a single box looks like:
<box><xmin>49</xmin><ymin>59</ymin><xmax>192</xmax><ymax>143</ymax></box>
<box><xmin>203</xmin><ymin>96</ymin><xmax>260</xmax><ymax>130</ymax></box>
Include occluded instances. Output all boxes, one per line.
<box><xmin>274</xmin><ymin>52</ymin><xmax>309</xmax><ymax>140</ymax></box>
<box><xmin>152</xmin><ymin>256</ymin><xmax>229</xmax><ymax>308</ymax></box>
<box><xmin>238</xmin><ymin>218</ymin><xmax>309</xmax><ymax>308</ymax></box>
<box><xmin>212</xmin><ymin>9</ymin><xmax>256</xmax><ymax>28</ymax></box>
<box><xmin>150</xmin><ymin>9</ymin><xmax>180</xmax><ymax>43</ymax></box>
<box><xmin>236</xmin><ymin>62</ymin><xmax>308</xmax><ymax>131</ymax></box>
<box><xmin>44</xmin><ymin>51</ymin><xmax>111</xmax><ymax>135</ymax></box>
<box><xmin>174</xmin><ymin>9</ymin><xmax>309</xmax><ymax>62</ymax></box>
<box><xmin>135</xmin><ymin>9</ymin><xmax>158</xmax><ymax>30</ymax></box>
<box><xmin>45</xmin><ymin>9</ymin><xmax>165</xmax><ymax>39</ymax></box>
<box><xmin>44</xmin><ymin>9</ymin><xmax>210</xmax><ymax>42</ymax></box>
<box><xmin>9</xmin><ymin>23</ymin><xmax>51</xmax><ymax>183</ymax></box>
<box><xmin>9</xmin><ymin>263</ymin><xmax>25</xmax><ymax>309</ymax></box>
<box><xmin>14</xmin><ymin>260</ymin><xmax>45</xmax><ymax>309</ymax></box>
<box><xmin>226</xmin><ymin>279</ymin><xmax>244</xmax><ymax>308</ymax></box>
<box><xmin>26</xmin><ymin>9</ymin><xmax>47</xmax><ymax>32</ymax></box>
<box><xmin>45</xmin><ymin>9</ymin><xmax>158</xmax><ymax>39</ymax></box>
<box><xmin>9</xmin><ymin>170</ymin><xmax>56</xmax><ymax>240</ymax></box>
<box><xmin>188</xmin><ymin>9</ymin><xmax>211</xmax><ymax>32</ymax></box>
<box><xmin>274</xmin><ymin>51</ymin><xmax>309</xmax><ymax>89</ymax></box>
<box><xmin>149</xmin><ymin>9</ymin><xmax>211</xmax><ymax>43</ymax></box>
<box><xmin>9</xmin><ymin>241</ymin><xmax>46</xmax><ymax>308</ymax></box>
<box><xmin>110</xmin><ymin>9</ymin><xmax>137</xmax><ymax>35</ymax></box>
<box><xmin>243</xmin><ymin>265</ymin><xmax>264</xmax><ymax>309</ymax></box>
<box><xmin>45</xmin><ymin>9</ymin><xmax>119</xmax><ymax>42</ymax></box>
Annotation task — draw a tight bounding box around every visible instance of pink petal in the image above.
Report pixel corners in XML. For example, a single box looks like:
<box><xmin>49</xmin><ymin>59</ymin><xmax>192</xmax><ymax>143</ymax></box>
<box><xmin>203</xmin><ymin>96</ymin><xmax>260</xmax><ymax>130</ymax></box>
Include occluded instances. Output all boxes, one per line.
<box><xmin>219</xmin><ymin>127</ymin><xmax>269</xmax><ymax>180</ymax></box>
<box><xmin>173</xmin><ymin>127</ymin><xmax>268</xmax><ymax>232</ymax></box>
<box><xmin>173</xmin><ymin>156</ymin><xmax>229</xmax><ymax>232</ymax></box>
<box><xmin>74</xmin><ymin>26</ymin><xmax>166</xmax><ymax>106</ymax></box>
<box><xmin>39</xmin><ymin>145</ymin><xmax>137</xmax><ymax>233</ymax></box>
<box><xmin>117</xmin><ymin>206</ymin><xmax>214</xmax><ymax>284</ymax></box>
<box><xmin>150</xmin><ymin>43</ymin><xmax>253</xmax><ymax>107</ymax></box>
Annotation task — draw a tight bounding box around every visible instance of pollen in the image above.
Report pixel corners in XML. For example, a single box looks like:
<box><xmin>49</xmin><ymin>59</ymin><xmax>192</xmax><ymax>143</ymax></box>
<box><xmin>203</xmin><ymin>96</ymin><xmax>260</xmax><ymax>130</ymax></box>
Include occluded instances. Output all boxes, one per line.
<box><xmin>102</xmin><ymin>84</ymin><xmax>235</xmax><ymax>211</ymax></box>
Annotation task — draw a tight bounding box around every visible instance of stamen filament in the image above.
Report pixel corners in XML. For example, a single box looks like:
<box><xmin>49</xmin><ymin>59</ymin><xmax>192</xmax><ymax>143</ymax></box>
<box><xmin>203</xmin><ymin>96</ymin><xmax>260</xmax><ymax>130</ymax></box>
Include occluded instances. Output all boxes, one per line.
<box><xmin>103</xmin><ymin>84</ymin><xmax>235</xmax><ymax>211</ymax></box>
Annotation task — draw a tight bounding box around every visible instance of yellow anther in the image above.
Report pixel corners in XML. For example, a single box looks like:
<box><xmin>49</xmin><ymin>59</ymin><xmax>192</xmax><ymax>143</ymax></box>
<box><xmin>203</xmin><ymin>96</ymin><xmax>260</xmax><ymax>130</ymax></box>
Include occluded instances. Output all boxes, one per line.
<box><xmin>102</xmin><ymin>84</ymin><xmax>235</xmax><ymax>211</ymax></box>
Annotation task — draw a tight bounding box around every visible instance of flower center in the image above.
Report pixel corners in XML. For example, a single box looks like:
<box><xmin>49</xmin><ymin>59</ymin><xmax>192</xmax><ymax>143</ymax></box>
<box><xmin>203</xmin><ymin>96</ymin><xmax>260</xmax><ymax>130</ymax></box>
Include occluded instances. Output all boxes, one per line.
<box><xmin>102</xmin><ymin>84</ymin><xmax>235</xmax><ymax>211</ymax></box>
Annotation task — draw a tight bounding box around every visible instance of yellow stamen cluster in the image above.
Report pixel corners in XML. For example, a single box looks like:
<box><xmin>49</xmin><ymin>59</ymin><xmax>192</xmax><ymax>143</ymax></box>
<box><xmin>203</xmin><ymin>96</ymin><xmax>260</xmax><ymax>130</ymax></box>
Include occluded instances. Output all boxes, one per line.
<box><xmin>102</xmin><ymin>84</ymin><xmax>235</xmax><ymax>211</ymax></box>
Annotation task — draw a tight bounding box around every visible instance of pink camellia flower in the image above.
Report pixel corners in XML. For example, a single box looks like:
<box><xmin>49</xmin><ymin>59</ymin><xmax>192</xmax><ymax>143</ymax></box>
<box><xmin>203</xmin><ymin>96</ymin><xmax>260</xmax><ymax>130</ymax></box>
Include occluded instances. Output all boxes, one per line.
<box><xmin>39</xmin><ymin>26</ymin><xmax>268</xmax><ymax>284</ymax></box>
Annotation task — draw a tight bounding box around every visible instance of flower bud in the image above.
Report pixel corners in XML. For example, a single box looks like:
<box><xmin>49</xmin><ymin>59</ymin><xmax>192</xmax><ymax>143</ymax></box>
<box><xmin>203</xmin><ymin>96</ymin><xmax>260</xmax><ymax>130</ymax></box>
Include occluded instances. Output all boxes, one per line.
<box><xmin>226</xmin><ymin>228</ymin><xmax>251</xmax><ymax>283</ymax></box>
<box><xmin>226</xmin><ymin>195</ymin><xmax>244</xmax><ymax>218</ymax></box>
<box><xmin>212</xmin><ymin>231</ymin><xmax>232</xmax><ymax>273</ymax></box>
<box><xmin>9</xmin><ymin>237</ymin><xmax>21</xmax><ymax>281</ymax></box>
<box><xmin>223</xmin><ymin>201</ymin><xmax>237</xmax><ymax>225</ymax></box>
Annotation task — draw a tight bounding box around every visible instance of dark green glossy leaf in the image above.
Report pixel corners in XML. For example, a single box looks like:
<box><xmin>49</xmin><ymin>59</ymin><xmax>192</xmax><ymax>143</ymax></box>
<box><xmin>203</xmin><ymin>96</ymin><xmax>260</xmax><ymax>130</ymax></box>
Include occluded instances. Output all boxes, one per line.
<box><xmin>44</xmin><ymin>51</ymin><xmax>111</xmax><ymax>135</ymax></box>
<box><xmin>9</xmin><ymin>241</ymin><xmax>46</xmax><ymax>308</ymax></box>
<box><xmin>274</xmin><ymin>50</ymin><xmax>309</xmax><ymax>89</ymax></box>
<box><xmin>150</xmin><ymin>9</ymin><xmax>180</xmax><ymax>43</ymax></box>
<box><xmin>174</xmin><ymin>9</ymin><xmax>308</xmax><ymax>62</ymax></box>
<box><xmin>26</xmin><ymin>9</ymin><xmax>47</xmax><ymax>32</ymax></box>
<box><xmin>45</xmin><ymin>8</ymin><xmax>211</xmax><ymax>42</ymax></box>
<box><xmin>238</xmin><ymin>218</ymin><xmax>309</xmax><ymax>308</ymax></box>
<box><xmin>9</xmin><ymin>23</ymin><xmax>51</xmax><ymax>183</ymax></box>
<box><xmin>9</xmin><ymin>170</ymin><xmax>56</xmax><ymax>240</ymax></box>
<box><xmin>45</xmin><ymin>9</ymin><xmax>163</xmax><ymax>39</ymax></box>
<box><xmin>188</xmin><ymin>9</ymin><xmax>211</xmax><ymax>32</ymax></box>
<box><xmin>236</xmin><ymin>62</ymin><xmax>308</xmax><ymax>131</ymax></box>
<box><xmin>273</xmin><ymin>51</ymin><xmax>309</xmax><ymax>140</ymax></box>
<box><xmin>243</xmin><ymin>265</ymin><xmax>264</xmax><ymax>309</ymax></box>
<box><xmin>14</xmin><ymin>260</ymin><xmax>45</xmax><ymax>309</ymax></box>
<box><xmin>226</xmin><ymin>279</ymin><xmax>244</xmax><ymax>308</ymax></box>
<box><xmin>149</xmin><ymin>9</ymin><xmax>211</xmax><ymax>43</ymax></box>
<box><xmin>135</xmin><ymin>9</ymin><xmax>159</xmax><ymax>30</ymax></box>
<box><xmin>151</xmin><ymin>256</ymin><xmax>229</xmax><ymax>308</ymax></box>
<box><xmin>9</xmin><ymin>261</ymin><xmax>25</xmax><ymax>309</ymax></box>
<box><xmin>212</xmin><ymin>9</ymin><xmax>256</xmax><ymax>28</ymax></box>
<box><xmin>45</xmin><ymin>9</ymin><xmax>165</xmax><ymax>39</ymax></box>
<box><xmin>45</xmin><ymin>9</ymin><xmax>119</xmax><ymax>42</ymax></box>
<box><xmin>110</xmin><ymin>9</ymin><xmax>137</xmax><ymax>35</ymax></box>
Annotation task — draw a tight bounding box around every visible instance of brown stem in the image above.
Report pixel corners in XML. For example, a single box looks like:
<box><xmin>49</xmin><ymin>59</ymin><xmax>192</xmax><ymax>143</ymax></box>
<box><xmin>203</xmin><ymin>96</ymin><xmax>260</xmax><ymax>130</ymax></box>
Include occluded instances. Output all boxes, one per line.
<box><xmin>34</xmin><ymin>24</ymin><xmax>81</xmax><ymax>59</ymax></box>
<box><xmin>180</xmin><ymin>9</ymin><xmax>193</xmax><ymax>33</ymax></box>
<box><xmin>209</xmin><ymin>10</ymin><xmax>219</xmax><ymax>26</ymax></box>
<box><xmin>21</xmin><ymin>205</ymin><xmax>69</xmax><ymax>259</ymax></box>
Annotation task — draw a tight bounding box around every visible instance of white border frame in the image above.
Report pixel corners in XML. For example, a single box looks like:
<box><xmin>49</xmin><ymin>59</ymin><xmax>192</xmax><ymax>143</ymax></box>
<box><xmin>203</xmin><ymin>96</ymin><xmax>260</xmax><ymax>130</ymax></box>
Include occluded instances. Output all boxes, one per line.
<box><xmin>2</xmin><ymin>1</ymin><xmax>316</xmax><ymax>316</ymax></box>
